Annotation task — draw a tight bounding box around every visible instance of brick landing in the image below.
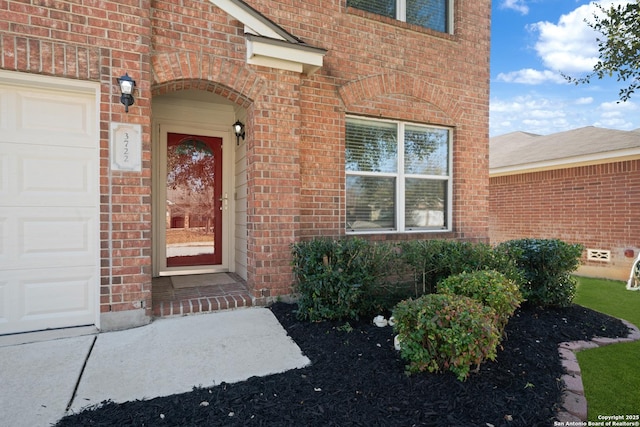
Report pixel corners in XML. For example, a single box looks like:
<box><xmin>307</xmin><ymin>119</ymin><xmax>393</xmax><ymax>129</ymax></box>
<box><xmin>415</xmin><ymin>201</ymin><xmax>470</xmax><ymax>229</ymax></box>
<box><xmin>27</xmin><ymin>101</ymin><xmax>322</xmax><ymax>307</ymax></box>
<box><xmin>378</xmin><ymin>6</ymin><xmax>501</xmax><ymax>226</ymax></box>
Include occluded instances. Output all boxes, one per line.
<box><xmin>152</xmin><ymin>273</ymin><xmax>253</xmax><ymax>317</ymax></box>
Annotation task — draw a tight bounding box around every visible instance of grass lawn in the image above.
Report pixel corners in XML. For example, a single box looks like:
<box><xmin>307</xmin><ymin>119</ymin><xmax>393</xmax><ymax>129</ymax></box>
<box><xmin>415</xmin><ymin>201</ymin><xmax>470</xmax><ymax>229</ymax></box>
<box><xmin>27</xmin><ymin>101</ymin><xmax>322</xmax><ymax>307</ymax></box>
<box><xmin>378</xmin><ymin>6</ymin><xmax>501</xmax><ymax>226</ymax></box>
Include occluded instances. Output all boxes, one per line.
<box><xmin>573</xmin><ymin>276</ymin><xmax>640</xmax><ymax>419</ymax></box>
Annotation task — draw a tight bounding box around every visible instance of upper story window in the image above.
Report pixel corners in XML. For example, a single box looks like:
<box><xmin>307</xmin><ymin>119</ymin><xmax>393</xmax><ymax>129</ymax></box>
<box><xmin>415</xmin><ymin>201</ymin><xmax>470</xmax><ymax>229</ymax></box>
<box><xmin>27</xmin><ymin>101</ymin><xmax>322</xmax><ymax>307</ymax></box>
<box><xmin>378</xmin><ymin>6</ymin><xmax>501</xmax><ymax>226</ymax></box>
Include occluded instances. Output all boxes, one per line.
<box><xmin>347</xmin><ymin>0</ymin><xmax>451</xmax><ymax>33</ymax></box>
<box><xmin>346</xmin><ymin>117</ymin><xmax>452</xmax><ymax>233</ymax></box>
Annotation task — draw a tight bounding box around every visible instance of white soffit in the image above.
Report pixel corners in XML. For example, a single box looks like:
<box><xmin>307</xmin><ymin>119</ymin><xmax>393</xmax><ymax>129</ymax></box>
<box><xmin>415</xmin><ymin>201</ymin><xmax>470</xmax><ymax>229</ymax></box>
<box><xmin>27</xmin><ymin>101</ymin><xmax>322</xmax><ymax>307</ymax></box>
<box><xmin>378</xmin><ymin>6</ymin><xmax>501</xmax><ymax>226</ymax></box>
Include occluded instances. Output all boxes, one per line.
<box><xmin>245</xmin><ymin>34</ymin><xmax>325</xmax><ymax>74</ymax></box>
<box><xmin>209</xmin><ymin>0</ymin><xmax>326</xmax><ymax>75</ymax></box>
<box><xmin>490</xmin><ymin>148</ymin><xmax>640</xmax><ymax>177</ymax></box>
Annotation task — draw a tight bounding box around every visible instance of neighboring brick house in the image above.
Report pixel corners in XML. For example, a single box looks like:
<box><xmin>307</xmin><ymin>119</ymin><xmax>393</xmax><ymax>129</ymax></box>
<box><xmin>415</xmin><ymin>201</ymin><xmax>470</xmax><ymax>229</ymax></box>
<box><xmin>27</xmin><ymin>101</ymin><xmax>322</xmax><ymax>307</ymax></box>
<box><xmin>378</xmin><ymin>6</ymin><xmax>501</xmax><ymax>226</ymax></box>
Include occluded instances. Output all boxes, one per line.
<box><xmin>489</xmin><ymin>126</ymin><xmax>640</xmax><ymax>281</ymax></box>
<box><xmin>0</xmin><ymin>0</ymin><xmax>491</xmax><ymax>335</ymax></box>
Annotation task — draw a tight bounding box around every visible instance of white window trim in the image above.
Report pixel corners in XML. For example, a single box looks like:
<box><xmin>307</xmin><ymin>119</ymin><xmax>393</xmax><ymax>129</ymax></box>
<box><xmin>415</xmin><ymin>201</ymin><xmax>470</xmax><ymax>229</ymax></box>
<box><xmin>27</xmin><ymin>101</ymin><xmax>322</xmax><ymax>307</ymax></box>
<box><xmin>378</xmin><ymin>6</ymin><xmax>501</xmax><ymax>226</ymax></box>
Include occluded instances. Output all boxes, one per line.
<box><xmin>346</xmin><ymin>116</ymin><xmax>453</xmax><ymax>235</ymax></box>
<box><xmin>398</xmin><ymin>0</ymin><xmax>454</xmax><ymax>34</ymax></box>
<box><xmin>350</xmin><ymin>0</ymin><xmax>454</xmax><ymax>34</ymax></box>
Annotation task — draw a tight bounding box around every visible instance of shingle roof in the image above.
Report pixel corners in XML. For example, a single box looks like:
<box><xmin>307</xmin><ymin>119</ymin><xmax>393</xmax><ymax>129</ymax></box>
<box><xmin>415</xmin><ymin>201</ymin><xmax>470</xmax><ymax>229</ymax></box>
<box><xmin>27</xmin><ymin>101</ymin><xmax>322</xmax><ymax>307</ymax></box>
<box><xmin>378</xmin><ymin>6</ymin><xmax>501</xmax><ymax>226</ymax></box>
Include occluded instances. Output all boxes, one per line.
<box><xmin>490</xmin><ymin>126</ymin><xmax>640</xmax><ymax>175</ymax></box>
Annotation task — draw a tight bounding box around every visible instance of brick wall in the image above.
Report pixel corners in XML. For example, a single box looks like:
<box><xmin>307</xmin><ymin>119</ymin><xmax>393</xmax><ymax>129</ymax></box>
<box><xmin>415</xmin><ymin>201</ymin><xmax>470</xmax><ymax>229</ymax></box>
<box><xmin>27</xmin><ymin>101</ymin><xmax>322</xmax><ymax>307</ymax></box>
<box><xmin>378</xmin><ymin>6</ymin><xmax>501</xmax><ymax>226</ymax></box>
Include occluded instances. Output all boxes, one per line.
<box><xmin>149</xmin><ymin>0</ymin><xmax>492</xmax><ymax>296</ymax></box>
<box><xmin>274</xmin><ymin>0</ymin><xmax>492</xmax><ymax>242</ymax></box>
<box><xmin>489</xmin><ymin>160</ymin><xmax>640</xmax><ymax>280</ymax></box>
<box><xmin>1</xmin><ymin>1</ymin><xmax>153</xmax><ymax>319</ymax></box>
<box><xmin>2</xmin><ymin>0</ymin><xmax>492</xmax><ymax>311</ymax></box>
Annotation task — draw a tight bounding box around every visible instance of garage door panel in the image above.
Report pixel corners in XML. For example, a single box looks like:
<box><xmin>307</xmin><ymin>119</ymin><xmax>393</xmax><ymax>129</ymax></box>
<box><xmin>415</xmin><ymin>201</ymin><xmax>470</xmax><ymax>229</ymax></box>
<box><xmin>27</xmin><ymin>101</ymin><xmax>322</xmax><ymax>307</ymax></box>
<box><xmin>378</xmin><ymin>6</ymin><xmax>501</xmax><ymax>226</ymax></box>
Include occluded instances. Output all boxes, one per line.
<box><xmin>0</xmin><ymin>278</ymin><xmax>10</xmax><ymax>328</ymax></box>
<box><xmin>22</xmin><ymin>275</ymin><xmax>92</xmax><ymax>318</ymax></box>
<box><xmin>0</xmin><ymin>89</ymin><xmax>96</xmax><ymax>148</ymax></box>
<box><xmin>20</xmin><ymin>151</ymin><xmax>94</xmax><ymax>198</ymax></box>
<box><xmin>0</xmin><ymin>149</ymin><xmax>8</xmax><ymax>197</ymax></box>
<box><xmin>22</xmin><ymin>216</ymin><xmax>94</xmax><ymax>255</ymax></box>
<box><xmin>0</xmin><ymin>267</ymin><xmax>96</xmax><ymax>335</ymax></box>
<box><xmin>0</xmin><ymin>72</ymin><xmax>99</xmax><ymax>335</ymax></box>
<box><xmin>0</xmin><ymin>142</ymin><xmax>97</xmax><ymax>207</ymax></box>
<box><xmin>0</xmin><ymin>216</ymin><xmax>6</xmax><ymax>259</ymax></box>
<box><xmin>0</xmin><ymin>87</ymin><xmax>15</xmax><ymax>135</ymax></box>
<box><xmin>0</xmin><ymin>208</ymin><xmax>97</xmax><ymax>270</ymax></box>
<box><xmin>20</xmin><ymin>90</ymin><xmax>91</xmax><ymax>134</ymax></box>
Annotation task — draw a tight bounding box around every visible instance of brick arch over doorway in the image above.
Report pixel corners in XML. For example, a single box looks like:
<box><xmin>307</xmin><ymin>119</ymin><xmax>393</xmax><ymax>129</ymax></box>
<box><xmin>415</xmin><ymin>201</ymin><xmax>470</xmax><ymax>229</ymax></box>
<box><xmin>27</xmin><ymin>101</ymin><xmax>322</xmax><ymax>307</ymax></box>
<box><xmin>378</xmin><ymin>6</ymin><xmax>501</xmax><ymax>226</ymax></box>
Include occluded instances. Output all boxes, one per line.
<box><xmin>338</xmin><ymin>73</ymin><xmax>462</xmax><ymax>125</ymax></box>
<box><xmin>151</xmin><ymin>52</ymin><xmax>266</xmax><ymax>105</ymax></box>
<box><xmin>150</xmin><ymin>53</ymin><xmax>282</xmax><ymax>304</ymax></box>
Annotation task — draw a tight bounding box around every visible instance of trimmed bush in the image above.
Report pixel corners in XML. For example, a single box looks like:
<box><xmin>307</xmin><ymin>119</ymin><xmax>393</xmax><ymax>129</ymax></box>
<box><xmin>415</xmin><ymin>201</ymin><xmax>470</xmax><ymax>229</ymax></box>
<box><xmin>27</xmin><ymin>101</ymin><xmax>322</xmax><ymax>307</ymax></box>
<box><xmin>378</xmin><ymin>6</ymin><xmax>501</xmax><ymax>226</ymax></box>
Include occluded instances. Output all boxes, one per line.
<box><xmin>437</xmin><ymin>270</ymin><xmax>523</xmax><ymax>333</ymax></box>
<box><xmin>291</xmin><ymin>238</ymin><xmax>394</xmax><ymax>321</ymax></box>
<box><xmin>497</xmin><ymin>238</ymin><xmax>584</xmax><ymax>308</ymax></box>
<box><xmin>399</xmin><ymin>240</ymin><xmax>523</xmax><ymax>297</ymax></box>
<box><xmin>392</xmin><ymin>294</ymin><xmax>501</xmax><ymax>381</ymax></box>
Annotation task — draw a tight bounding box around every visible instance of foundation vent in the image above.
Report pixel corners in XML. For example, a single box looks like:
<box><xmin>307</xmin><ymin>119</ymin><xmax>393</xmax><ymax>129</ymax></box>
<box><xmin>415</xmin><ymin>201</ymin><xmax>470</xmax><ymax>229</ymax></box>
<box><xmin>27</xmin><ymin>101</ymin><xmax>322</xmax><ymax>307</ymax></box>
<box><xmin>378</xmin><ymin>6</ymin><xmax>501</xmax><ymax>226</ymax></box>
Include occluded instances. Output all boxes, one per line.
<box><xmin>587</xmin><ymin>249</ymin><xmax>611</xmax><ymax>262</ymax></box>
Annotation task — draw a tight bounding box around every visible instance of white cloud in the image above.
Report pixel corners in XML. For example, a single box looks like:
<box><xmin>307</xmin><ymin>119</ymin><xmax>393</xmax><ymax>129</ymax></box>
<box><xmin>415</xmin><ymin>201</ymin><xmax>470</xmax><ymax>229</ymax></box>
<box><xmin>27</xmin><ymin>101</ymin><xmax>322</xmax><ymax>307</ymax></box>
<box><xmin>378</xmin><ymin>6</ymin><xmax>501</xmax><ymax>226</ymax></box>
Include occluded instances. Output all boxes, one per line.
<box><xmin>495</xmin><ymin>1</ymin><xmax>634</xmax><ymax>87</ymax></box>
<box><xmin>496</xmin><ymin>69</ymin><xmax>567</xmax><ymax>85</ymax></box>
<box><xmin>530</xmin><ymin>1</ymin><xmax>632</xmax><ymax>74</ymax></box>
<box><xmin>521</xmin><ymin>117</ymin><xmax>570</xmax><ymax>130</ymax></box>
<box><xmin>490</xmin><ymin>94</ymin><xmax>573</xmax><ymax>135</ymax></box>
<box><xmin>594</xmin><ymin>115</ymin><xmax>634</xmax><ymax>128</ymax></box>
<box><xmin>528</xmin><ymin>109</ymin><xmax>566</xmax><ymax>119</ymax></box>
<box><xmin>490</xmin><ymin>1</ymin><xmax>640</xmax><ymax>136</ymax></box>
<box><xmin>491</xmin><ymin>92</ymin><xmax>639</xmax><ymax>135</ymax></box>
<box><xmin>600</xmin><ymin>99</ymin><xmax>638</xmax><ymax>112</ymax></box>
<box><xmin>529</xmin><ymin>5</ymin><xmax>599</xmax><ymax>73</ymax></box>
<box><xmin>490</xmin><ymin>94</ymin><xmax>557</xmax><ymax>113</ymax></box>
<box><xmin>595</xmin><ymin>99</ymin><xmax>639</xmax><ymax>128</ymax></box>
<box><xmin>575</xmin><ymin>97</ymin><xmax>594</xmax><ymax>105</ymax></box>
<box><xmin>500</xmin><ymin>0</ymin><xmax>529</xmax><ymax>15</ymax></box>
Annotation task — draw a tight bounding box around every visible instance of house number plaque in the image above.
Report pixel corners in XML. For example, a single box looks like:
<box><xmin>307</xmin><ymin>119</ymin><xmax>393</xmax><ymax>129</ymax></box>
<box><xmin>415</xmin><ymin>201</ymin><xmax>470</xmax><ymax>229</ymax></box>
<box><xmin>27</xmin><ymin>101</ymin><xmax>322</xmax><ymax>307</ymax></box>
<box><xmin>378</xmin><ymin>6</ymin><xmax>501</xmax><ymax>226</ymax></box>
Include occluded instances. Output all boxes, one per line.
<box><xmin>110</xmin><ymin>122</ymin><xmax>142</xmax><ymax>172</ymax></box>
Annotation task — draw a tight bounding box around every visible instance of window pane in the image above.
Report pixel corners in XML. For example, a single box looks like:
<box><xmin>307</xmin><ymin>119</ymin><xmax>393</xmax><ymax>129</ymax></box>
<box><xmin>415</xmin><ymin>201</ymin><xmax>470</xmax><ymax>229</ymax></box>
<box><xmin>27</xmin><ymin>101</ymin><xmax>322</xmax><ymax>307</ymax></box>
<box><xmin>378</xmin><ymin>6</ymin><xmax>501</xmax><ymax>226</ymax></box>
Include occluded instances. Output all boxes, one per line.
<box><xmin>404</xmin><ymin>125</ymin><xmax>448</xmax><ymax>175</ymax></box>
<box><xmin>347</xmin><ymin>0</ymin><xmax>396</xmax><ymax>19</ymax></box>
<box><xmin>346</xmin><ymin>119</ymin><xmax>398</xmax><ymax>173</ymax></box>
<box><xmin>407</xmin><ymin>0</ymin><xmax>447</xmax><ymax>32</ymax></box>
<box><xmin>405</xmin><ymin>178</ymin><xmax>447</xmax><ymax>229</ymax></box>
<box><xmin>346</xmin><ymin>175</ymin><xmax>396</xmax><ymax>230</ymax></box>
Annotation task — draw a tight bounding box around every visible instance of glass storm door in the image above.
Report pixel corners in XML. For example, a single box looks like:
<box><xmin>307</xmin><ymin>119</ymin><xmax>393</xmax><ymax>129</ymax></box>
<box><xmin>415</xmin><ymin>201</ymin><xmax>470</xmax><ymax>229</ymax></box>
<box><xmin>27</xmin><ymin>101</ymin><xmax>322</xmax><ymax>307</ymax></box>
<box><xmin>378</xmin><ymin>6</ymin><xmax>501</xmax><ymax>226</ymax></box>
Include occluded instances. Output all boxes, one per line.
<box><xmin>166</xmin><ymin>133</ymin><xmax>223</xmax><ymax>267</ymax></box>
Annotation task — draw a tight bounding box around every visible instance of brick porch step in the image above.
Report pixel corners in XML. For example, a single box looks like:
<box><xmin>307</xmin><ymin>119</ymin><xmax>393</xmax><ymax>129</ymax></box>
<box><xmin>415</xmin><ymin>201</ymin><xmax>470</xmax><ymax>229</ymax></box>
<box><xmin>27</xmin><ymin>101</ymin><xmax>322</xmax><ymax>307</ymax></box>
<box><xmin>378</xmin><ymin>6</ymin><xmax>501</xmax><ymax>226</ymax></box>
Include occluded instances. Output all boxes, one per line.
<box><xmin>152</xmin><ymin>293</ymin><xmax>253</xmax><ymax>317</ymax></box>
<box><xmin>151</xmin><ymin>274</ymin><xmax>254</xmax><ymax>318</ymax></box>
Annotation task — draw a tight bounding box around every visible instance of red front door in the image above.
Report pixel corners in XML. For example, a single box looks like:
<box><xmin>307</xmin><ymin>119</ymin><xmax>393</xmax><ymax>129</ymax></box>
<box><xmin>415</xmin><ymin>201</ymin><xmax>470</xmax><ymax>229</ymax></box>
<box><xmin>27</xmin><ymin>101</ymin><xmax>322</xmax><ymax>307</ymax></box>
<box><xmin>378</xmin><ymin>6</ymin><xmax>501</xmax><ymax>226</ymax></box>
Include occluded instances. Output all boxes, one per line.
<box><xmin>166</xmin><ymin>133</ymin><xmax>223</xmax><ymax>267</ymax></box>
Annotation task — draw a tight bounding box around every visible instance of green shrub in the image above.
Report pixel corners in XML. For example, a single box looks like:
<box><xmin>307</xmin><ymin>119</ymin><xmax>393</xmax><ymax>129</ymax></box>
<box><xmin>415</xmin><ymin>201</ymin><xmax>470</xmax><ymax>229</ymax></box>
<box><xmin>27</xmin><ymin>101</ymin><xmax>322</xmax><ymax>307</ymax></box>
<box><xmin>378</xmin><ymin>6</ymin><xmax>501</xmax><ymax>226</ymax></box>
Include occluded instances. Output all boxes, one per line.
<box><xmin>291</xmin><ymin>237</ymin><xmax>394</xmax><ymax>321</ymax></box>
<box><xmin>437</xmin><ymin>270</ymin><xmax>523</xmax><ymax>333</ymax></box>
<box><xmin>497</xmin><ymin>238</ymin><xmax>584</xmax><ymax>308</ymax></box>
<box><xmin>392</xmin><ymin>294</ymin><xmax>501</xmax><ymax>381</ymax></box>
<box><xmin>398</xmin><ymin>240</ymin><xmax>523</xmax><ymax>297</ymax></box>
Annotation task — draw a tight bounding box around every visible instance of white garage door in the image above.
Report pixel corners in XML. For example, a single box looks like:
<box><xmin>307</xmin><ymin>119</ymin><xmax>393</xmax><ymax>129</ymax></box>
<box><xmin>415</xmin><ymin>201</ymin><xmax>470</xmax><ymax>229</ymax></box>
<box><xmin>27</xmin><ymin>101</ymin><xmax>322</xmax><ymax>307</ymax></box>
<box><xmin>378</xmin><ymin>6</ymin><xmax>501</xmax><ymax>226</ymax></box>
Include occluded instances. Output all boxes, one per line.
<box><xmin>0</xmin><ymin>71</ymin><xmax>99</xmax><ymax>335</ymax></box>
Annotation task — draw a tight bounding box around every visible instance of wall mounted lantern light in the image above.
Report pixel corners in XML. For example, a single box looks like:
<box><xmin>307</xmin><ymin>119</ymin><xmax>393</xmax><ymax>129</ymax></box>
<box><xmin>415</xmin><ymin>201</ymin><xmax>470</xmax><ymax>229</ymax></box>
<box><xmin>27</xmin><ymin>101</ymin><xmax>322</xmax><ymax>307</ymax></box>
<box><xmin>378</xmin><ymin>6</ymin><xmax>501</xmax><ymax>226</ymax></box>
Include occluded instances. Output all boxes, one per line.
<box><xmin>117</xmin><ymin>73</ymin><xmax>136</xmax><ymax>113</ymax></box>
<box><xmin>233</xmin><ymin>120</ymin><xmax>245</xmax><ymax>145</ymax></box>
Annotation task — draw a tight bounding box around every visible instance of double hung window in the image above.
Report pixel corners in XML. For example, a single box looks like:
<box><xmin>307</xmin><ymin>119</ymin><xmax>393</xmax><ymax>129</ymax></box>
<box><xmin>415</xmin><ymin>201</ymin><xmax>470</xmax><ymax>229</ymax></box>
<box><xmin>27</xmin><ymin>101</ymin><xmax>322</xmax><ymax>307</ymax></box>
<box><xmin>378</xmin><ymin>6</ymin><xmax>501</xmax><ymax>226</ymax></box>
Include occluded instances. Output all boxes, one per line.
<box><xmin>345</xmin><ymin>117</ymin><xmax>451</xmax><ymax>233</ymax></box>
<box><xmin>346</xmin><ymin>0</ymin><xmax>451</xmax><ymax>33</ymax></box>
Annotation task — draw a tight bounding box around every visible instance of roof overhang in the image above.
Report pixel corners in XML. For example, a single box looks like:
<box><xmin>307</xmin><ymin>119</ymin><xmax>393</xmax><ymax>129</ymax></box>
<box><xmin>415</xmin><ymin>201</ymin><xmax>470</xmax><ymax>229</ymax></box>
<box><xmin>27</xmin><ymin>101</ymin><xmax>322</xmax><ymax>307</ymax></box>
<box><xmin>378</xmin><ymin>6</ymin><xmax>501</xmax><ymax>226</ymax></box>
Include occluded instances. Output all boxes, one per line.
<box><xmin>490</xmin><ymin>148</ymin><xmax>640</xmax><ymax>177</ymax></box>
<box><xmin>245</xmin><ymin>34</ymin><xmax>325</xmax><ymax>74</ymax></box>
<box><xmin>209</xmin><ymin>0</ymin><xmax>326</xmax><ymax>75</ymax></box>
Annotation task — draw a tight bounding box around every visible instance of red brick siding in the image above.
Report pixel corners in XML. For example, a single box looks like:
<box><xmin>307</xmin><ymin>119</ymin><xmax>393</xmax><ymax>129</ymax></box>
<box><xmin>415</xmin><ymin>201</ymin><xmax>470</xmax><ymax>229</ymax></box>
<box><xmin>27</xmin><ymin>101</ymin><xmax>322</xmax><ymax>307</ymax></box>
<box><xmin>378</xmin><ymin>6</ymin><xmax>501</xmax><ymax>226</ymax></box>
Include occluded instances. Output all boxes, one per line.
<box><xmin>2</xmin><ymin>0</ymin><xmax>153</xmax><ymax>315</ymax></box>
<box><xmin>489</xmin><ymin>160</ymin><xmax>640</xmax><ymax>279</ymax></box>
<box><xmin>2</xmin><ymin>0</ymin><xmax>491</xmax><ymax>306</ymax></box>
<box><xmin>289</xmin><ymin>1</ymin><xmax>491</xmax><ymax>242</ymax></box>
<box><xmin>148</xmin><ymin>0</ymin><xmax>492</xmax><ymax>295</ymax></box>
<box><xmin>244</xmin><ymin>70</ymin><xmax>303</xmax><ymax>297</ymax></box>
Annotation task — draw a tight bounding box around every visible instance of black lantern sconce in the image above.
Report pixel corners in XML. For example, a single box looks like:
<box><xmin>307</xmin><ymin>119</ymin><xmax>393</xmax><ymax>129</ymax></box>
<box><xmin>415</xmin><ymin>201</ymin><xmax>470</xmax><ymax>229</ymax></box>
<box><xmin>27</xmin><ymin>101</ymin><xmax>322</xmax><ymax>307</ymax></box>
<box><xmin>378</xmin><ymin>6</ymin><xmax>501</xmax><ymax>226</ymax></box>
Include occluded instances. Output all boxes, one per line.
<box><xmin>117</xmin><ymin>73</ymin><xmax>136</xmax><ymax>113</ymax></box>
<box><xmin>233</xmin><ymin>120</ymin><xmax>245</xmax><ymax>145</ymax></box>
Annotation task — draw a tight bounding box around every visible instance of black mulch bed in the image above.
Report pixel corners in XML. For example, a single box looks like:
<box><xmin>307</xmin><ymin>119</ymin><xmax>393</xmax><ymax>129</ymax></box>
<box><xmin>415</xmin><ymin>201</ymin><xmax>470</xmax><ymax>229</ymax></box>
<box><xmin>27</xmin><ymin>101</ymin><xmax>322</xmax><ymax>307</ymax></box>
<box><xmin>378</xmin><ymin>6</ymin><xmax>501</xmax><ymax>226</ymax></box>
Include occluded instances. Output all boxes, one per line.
<box><xmin>56</xmin><ymin>303</ymin><xmax>630</xmax><ymax>427</ymax></box>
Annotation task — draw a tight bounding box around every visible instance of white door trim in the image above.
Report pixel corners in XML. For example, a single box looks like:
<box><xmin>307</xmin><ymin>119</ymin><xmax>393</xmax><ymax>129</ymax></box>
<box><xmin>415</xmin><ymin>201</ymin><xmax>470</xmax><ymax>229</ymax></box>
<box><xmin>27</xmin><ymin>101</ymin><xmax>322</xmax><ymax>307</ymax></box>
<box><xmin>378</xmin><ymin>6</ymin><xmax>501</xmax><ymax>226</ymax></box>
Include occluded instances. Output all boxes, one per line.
<box><xmin>152</xmin><ymin>122</ymin><xmax>234</xmax><ymax>277</ymax></box>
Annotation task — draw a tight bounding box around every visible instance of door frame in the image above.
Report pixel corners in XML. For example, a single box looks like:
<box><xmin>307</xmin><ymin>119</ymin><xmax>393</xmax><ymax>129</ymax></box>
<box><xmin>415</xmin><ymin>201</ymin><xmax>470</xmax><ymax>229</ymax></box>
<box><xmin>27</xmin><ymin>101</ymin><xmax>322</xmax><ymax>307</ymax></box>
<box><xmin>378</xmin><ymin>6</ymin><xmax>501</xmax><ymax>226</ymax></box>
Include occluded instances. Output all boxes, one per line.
<box><xmin>153</xmin><ymin>122</ymin><xmax>234</xmax><ymax>277</ymax></box>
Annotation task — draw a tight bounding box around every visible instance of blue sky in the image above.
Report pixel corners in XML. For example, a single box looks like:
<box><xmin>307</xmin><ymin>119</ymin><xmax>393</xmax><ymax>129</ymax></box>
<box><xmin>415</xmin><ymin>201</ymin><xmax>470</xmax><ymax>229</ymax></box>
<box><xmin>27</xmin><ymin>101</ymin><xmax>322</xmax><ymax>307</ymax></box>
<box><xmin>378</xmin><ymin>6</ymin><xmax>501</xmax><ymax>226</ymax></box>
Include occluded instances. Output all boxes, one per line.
<box><xmin>490</xmin><ymin>0</ymin><xmax>639</xmax><ymax>136</ymax></box>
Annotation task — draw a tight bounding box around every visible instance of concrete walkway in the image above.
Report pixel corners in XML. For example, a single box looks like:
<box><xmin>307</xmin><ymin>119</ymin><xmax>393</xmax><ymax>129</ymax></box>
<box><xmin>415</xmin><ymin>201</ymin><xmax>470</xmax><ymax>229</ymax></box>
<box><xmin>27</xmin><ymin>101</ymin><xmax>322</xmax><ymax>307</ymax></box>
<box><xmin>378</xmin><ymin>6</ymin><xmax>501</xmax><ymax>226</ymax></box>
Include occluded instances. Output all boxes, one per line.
<box><xmin>0</xmin><ymin>307</ymin><xmax>310</xmax><ymax>427</ymax></box>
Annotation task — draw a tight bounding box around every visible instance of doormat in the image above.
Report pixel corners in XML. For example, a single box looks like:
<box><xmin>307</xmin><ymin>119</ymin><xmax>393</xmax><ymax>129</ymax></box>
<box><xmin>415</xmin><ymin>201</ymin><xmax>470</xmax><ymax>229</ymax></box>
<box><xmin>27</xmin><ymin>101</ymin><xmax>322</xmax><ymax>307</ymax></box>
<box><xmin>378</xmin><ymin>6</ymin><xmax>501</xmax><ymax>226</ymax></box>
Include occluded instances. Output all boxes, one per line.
<box><xmin>171</xmin><ymin>273</ymin><xmax>238</xmax><ymax>289</ymax></box>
